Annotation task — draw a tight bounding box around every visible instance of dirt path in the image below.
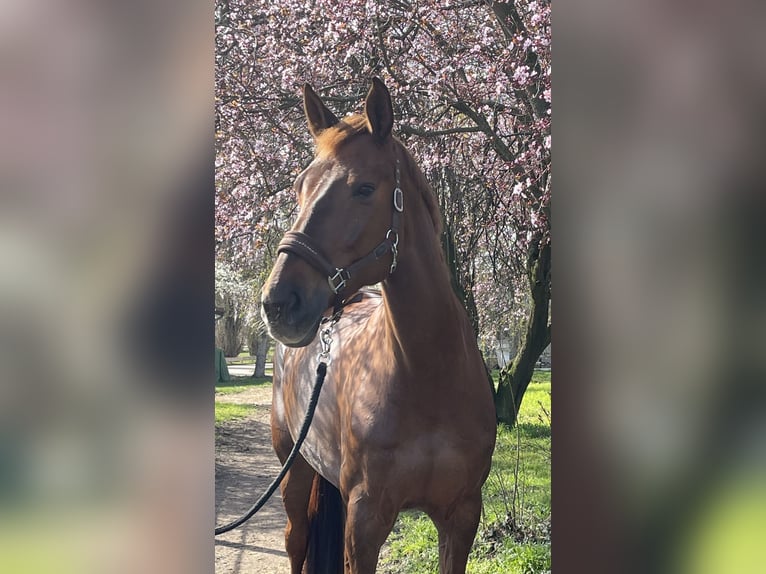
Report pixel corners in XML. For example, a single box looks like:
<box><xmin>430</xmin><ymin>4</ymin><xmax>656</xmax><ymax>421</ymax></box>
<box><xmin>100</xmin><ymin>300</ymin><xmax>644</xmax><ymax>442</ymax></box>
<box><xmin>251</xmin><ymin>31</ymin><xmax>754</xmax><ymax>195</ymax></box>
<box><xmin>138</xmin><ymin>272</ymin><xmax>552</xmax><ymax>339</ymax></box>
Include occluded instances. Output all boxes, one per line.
<box><xmin>215</xmin><ymin>385</ymin><xmax>289</xmax><ymax>574</ymax></box>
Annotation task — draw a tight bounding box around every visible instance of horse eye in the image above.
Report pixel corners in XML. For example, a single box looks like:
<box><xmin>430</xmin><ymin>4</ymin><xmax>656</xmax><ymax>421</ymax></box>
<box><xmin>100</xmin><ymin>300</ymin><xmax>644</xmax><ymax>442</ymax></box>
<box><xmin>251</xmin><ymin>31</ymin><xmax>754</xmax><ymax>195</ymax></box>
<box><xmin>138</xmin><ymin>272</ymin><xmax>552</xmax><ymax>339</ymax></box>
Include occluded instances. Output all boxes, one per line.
<box><xmin>353</xmin><ymin>183</ymin><xmax>376</xmax><ymax>198</ymax></box>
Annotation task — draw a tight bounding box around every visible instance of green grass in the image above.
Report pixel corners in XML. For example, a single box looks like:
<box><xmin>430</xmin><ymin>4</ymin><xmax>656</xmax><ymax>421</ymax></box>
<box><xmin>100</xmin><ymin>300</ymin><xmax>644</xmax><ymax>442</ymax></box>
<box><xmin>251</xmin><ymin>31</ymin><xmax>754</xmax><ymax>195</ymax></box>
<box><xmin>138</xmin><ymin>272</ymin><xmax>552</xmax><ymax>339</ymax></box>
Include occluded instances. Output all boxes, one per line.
<box><xmin>228</xmin><ymin>349</ymin><xmax>275</xmax><ymax>364</ymax></box>
<box><xmin>215</xmin><ymin>376</ymin><xmax>272</xmax><ymax>423</ymax></box>
<box><xmin>215</xmin><ymin>403</ymin><xmax>257</xmax><ymax>424</ymax></box>
<box><xmin>379</xmin><ymin>369</ymin><xmax>551</xmax><ymax>574</ymax></box>
<box><xmin>215</xmin><ymin>375</ymin><xmax>272</xmax><ymax>395</ymax></box>
<box><xmin>226</xmin><ymin>354</ymin><xmax>256</xmax><ymax>364</ymax></box>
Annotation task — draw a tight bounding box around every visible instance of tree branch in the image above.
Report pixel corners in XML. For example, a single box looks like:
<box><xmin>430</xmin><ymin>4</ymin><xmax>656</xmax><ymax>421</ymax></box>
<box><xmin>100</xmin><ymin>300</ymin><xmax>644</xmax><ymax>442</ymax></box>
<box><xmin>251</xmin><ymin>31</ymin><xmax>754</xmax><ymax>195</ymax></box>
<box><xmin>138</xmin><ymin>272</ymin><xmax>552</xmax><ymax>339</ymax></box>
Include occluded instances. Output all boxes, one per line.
<box><xmin>399</xmin><ymin>124</ymin><xmax>484</xmax><ymax>137</ymax></box>
<box><xmin>489</xmin><ymin>1</ymin><xmax>548</xmax><ymax>122</ymax></box>
<box><xmin>450</xmin><ymin>100</ymin><xmax>515</xmax><ymax>163</ymax></box>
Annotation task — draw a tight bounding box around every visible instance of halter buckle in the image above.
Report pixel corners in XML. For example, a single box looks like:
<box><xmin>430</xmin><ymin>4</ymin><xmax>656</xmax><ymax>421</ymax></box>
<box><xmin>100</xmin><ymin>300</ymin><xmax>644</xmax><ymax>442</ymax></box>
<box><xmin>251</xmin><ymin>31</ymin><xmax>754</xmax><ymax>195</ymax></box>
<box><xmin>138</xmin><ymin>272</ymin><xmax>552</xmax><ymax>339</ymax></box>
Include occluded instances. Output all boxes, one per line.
<box><xmin>328</xmin><ymin>268</ymin><xmax>347</xmax><ymax>294</ymax></box>
<box><xmin>393</xmin><ymin>187</ymin><xmax>404</xmax><ymax>212</ymax></box>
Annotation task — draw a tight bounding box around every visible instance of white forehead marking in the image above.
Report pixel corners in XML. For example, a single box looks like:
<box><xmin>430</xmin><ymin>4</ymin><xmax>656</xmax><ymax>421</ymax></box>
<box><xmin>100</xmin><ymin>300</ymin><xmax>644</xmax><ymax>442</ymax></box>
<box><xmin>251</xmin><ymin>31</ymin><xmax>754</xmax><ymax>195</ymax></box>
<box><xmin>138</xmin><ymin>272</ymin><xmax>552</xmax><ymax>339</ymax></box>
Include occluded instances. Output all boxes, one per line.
<box><xmin>295</xmin><ymin>159</ymin><xmax>348</xmax><ymax>226</ymax></box>
<box><xmin>309</xmin><ymin>160</ymin><xmax>346</xmax><ymax>201</ymax></box>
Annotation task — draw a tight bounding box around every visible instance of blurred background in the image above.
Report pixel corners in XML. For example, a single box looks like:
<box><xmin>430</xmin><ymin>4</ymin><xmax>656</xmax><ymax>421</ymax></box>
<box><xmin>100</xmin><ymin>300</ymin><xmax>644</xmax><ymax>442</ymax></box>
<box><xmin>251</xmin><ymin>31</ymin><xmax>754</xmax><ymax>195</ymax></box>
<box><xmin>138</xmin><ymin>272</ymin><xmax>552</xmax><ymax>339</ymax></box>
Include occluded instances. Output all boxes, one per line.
<box><xmin>0</xmin><ymin>0</ymin><xmax>764</xmax><ymax>573</ymax></box>
<box><xmin>0</xmin><ymin>1</ymin><xmax>213</xmax><ymax>573</ymax></box>
<box><xmin>556</xmin><ymin>0</ymin><xmax>766</xmax><ymax>571</ymax></box>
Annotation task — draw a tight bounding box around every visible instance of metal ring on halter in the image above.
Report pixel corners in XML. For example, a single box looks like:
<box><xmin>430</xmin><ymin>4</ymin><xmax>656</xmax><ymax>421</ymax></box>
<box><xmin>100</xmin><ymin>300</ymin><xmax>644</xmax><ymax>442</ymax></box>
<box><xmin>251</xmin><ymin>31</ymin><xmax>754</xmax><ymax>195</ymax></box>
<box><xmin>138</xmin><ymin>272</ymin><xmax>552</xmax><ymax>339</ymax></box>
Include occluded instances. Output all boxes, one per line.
<box><xmin>393</xmin><ymin>187</ymin><xmax>403</xmax><ymax>212</ymax></box>
<box><xmin>386</xmin><ymin>229</ymin><xmax>399</xmax><ymax>248</ymax></box>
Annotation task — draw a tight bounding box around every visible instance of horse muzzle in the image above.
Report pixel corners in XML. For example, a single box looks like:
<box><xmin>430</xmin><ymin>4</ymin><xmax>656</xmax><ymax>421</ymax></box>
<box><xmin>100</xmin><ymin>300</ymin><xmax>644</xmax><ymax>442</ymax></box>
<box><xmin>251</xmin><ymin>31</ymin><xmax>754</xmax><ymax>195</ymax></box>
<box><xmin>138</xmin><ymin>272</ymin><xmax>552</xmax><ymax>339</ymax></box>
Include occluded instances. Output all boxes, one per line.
<box><xmin>261</xmin><ymin>283</ymin><xmax>326</xmax><ymax>347</ymax></box>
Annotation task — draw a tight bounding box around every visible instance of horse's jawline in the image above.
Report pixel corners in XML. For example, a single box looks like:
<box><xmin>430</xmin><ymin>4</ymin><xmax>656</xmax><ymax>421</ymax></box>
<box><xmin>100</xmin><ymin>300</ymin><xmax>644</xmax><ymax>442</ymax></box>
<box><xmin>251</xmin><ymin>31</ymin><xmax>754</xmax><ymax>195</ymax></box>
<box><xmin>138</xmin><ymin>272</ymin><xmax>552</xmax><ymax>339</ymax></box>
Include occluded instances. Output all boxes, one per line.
<box><xmin>277</xmin><ymin>314</ymin><xmax>322</xmax><ymax>348</ymax></box>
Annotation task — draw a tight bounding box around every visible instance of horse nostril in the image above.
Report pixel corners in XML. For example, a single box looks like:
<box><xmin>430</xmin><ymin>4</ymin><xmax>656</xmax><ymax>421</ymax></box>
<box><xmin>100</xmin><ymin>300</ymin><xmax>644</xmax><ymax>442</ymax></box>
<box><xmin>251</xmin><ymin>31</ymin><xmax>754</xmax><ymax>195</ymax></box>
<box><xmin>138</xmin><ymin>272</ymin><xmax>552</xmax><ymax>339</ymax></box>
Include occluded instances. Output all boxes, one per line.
<box><xmin>262</xmin><ymin>300</ymin><xmax>280</xmax><ymax>322</ymax></box>
<box><xmin>262</xmin><ymin>290</ymin><xmax>302</xmax><ymax>324</ymax></box>
<box><xmin>285</xmin><ymin>290</ymin><xmax>301</xmax><ymax>314</ymax></box>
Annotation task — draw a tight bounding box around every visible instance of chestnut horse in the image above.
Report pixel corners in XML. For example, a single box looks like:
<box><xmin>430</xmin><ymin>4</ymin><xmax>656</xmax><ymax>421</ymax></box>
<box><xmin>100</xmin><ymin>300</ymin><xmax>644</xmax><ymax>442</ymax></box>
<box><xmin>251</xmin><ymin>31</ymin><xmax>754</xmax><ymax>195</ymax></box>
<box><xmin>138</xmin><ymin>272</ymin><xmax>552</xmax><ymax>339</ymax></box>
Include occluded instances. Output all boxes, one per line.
<box><xmin>261</xmin><ymin>78</ymin><xmax>496</xmax><ymax>574</ymax></box>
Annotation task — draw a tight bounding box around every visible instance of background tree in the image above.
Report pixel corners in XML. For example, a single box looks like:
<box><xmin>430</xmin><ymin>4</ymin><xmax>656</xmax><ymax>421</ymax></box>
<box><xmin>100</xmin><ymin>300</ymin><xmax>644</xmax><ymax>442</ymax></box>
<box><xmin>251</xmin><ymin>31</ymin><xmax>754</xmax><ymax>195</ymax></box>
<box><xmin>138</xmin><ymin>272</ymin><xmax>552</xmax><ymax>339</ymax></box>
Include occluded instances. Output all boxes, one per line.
<box><xmin>215</xmin><ymin>0</ymin><xmax>551</xmax><ymax>424</ymax></box>
<box><xmin>244</xmin><ymin>305</ymin><xmax>271</xmax><ymax>378</ymax></box>
<box><xmin>214</xmin><ymin>260</ymin><xmax>252</xmax><ymax>357</ymax></box>
<box><xmin>215</xmin><ymin>257</ymin><xmax>274</xmax><ymax>378</ymax></box>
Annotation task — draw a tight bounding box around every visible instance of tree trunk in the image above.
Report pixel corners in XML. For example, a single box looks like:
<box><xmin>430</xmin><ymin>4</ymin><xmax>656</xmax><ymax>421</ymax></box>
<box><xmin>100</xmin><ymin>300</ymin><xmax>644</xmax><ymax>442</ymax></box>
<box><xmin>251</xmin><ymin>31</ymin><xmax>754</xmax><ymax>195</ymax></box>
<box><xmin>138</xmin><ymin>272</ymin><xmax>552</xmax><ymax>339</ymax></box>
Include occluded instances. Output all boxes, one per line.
<box><xmin>216</xmin><ymin>313</ymin><xmax>243</xmax><ymax>357</ymax></box>
<box><xmin>253</xmin><ymin>334</ymin><xmax>270</xmax><ymax>378</ymax></box>
<box><xmin>442</xmin><ymin>224</ymin><xmax>480</xmax><ymax>337</ymax></box>
<box><xmin>495</xmin><ymin>239</ymin><xmax>551</xmax><ymax>426</ymax></box>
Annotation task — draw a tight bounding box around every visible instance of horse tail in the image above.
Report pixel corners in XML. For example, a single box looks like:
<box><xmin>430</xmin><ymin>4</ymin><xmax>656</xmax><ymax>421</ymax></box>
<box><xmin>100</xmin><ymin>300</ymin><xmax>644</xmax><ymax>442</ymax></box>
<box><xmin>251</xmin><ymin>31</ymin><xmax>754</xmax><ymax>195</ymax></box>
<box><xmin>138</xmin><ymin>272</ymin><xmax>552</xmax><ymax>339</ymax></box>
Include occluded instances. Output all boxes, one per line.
<box><xmin>305</xmin><ymin>474</ymin><xmax>345</xmax><ymax>574</ymax></box>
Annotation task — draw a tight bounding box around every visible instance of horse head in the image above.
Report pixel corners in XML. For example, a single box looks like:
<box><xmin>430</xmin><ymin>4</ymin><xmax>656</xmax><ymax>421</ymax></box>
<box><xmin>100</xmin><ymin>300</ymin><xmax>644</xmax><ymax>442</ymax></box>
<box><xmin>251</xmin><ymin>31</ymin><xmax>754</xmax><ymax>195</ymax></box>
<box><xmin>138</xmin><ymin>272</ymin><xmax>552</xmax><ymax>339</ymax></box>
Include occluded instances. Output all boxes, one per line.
<box><xmin>261</xmin><ymin>78</ymin><xmax>403</xmax><ymax>347</ymax></box>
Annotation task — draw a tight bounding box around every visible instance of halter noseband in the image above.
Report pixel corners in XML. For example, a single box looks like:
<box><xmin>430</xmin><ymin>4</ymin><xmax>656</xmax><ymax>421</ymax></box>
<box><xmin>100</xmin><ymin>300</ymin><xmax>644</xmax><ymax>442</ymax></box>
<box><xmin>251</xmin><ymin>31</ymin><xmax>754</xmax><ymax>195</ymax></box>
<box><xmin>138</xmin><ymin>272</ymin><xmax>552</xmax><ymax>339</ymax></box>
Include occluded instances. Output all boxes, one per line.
<box><xmin>277</xmin><ymin>161</ymin><xmax>403</xmax><ymax>307</ymax></box>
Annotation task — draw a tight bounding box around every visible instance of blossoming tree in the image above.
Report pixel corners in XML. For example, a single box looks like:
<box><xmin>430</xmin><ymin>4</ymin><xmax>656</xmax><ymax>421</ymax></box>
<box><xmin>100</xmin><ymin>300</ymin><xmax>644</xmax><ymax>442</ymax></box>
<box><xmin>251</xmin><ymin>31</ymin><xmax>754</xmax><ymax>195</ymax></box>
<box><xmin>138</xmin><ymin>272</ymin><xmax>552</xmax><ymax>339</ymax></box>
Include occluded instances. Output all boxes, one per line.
<box><xmin>215</xmin><ymin>0</ymin><xmax>550</xmax><ymax>424</ymax></box>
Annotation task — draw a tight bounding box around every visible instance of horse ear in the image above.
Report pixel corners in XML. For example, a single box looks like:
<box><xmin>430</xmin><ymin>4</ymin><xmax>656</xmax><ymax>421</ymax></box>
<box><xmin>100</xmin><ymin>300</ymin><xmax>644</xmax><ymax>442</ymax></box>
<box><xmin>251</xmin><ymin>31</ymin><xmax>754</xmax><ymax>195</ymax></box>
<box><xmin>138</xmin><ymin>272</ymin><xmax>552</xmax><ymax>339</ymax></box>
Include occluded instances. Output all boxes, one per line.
<box><xmin>364</xmin><ymin>77</ymin><xmax>393</xmax><ymax>141</ymax></box>
<box><xmin>303</xmin><ymin>83</ymin><xmax>339</xmax><ymax>138</ymax></box>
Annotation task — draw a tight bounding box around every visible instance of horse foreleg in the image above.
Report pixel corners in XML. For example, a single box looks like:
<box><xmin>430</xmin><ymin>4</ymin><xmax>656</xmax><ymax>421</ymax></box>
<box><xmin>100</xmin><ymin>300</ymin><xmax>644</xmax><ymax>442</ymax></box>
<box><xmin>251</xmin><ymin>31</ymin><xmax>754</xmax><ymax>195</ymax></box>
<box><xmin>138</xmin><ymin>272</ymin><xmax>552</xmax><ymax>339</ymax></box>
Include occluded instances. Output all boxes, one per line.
<box><xmin>343</xmin><ymin>489</ymin><xmax>397</xmax><ymax>574</ymax></box>
<box><xmin>433</xmin><ymin>491</ymin><xmax>483</xmax><ymax>574</ymax></box>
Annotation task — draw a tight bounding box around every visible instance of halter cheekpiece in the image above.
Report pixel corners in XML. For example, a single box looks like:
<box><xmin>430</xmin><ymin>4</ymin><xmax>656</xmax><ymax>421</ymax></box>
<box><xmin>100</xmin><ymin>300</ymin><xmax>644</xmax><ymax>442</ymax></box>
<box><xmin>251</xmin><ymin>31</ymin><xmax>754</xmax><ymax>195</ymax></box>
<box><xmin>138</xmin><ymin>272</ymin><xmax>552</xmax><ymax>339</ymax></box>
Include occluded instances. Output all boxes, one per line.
<box><xmin>277</xmin><ymin>159</ymin><xmax>403</xmax><ymax>308</ymax></box>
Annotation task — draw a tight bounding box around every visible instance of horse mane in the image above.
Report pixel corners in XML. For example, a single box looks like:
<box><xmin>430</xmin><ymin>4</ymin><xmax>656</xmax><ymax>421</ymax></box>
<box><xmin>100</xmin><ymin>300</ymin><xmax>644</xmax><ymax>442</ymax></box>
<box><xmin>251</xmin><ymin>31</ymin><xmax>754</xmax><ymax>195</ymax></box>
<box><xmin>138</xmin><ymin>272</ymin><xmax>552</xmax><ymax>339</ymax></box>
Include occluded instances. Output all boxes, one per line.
<box><xmin>315</xmin><ymin>115</ymin><xmax>443</xmax><ymax>237</ymax></box>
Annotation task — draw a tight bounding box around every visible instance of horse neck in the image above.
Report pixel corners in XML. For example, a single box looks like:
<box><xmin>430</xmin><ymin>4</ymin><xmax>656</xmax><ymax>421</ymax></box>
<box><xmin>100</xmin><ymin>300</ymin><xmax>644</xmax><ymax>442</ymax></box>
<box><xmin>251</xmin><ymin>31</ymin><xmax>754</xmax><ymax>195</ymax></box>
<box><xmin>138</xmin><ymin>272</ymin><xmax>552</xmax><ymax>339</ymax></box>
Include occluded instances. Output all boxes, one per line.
<box><xmin>380</xmin><ymin>180</ymin><xmax>471</xmax><ymax>370</ymax></box>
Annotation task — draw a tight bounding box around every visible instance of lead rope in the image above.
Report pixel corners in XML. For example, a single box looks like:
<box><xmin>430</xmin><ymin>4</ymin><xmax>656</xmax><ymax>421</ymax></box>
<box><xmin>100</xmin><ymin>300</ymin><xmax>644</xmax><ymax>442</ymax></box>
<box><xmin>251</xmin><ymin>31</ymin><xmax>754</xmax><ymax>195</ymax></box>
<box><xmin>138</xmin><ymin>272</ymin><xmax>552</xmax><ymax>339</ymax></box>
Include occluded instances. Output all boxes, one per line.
<box><xmin>214</xmin><ymin>314</ymin><xmax>339</xmax><ymax>536</ymax></box>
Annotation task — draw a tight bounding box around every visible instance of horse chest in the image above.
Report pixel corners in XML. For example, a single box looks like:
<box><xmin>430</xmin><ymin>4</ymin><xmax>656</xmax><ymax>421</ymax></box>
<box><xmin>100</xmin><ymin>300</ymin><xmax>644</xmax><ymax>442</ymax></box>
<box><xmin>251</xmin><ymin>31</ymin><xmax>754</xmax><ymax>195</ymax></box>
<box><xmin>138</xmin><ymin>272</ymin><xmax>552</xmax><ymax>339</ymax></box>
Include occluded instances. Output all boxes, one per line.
<box><xmin>355</xmin><ymin>430</ymin><xmax>483</xmax><ymax>513</ymax></box>
<box><xmin>349</xmin><ymin>405</ymin><xmax>484</xmax><ymax>485</ymax></box>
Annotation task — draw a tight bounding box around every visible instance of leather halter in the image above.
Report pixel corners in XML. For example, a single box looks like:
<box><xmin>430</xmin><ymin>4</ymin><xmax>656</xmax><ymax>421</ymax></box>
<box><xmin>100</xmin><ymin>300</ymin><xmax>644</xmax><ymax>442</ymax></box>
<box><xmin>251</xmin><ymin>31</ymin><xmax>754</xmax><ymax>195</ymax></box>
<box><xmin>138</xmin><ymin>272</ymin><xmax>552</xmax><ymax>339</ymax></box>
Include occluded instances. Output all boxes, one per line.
<box><xmin>277</xmin><ymin>162</ymin><xmax>404</xmax><ymax>308</ymax></box>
